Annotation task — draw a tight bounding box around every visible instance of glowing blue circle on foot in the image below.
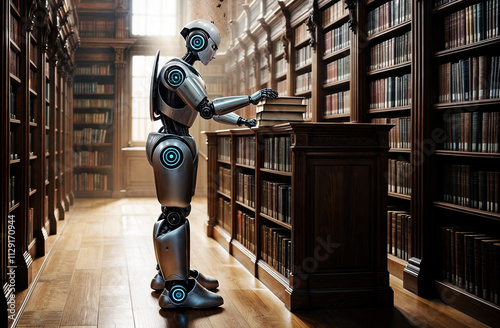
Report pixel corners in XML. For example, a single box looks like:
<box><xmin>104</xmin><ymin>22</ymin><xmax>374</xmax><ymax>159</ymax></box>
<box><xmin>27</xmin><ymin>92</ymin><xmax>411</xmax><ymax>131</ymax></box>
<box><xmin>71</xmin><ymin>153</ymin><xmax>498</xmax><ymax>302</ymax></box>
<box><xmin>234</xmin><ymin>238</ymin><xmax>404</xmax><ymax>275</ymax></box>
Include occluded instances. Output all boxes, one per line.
<box><xmin>170</xmin><ymin>285</ymin><xmax>187</xmax><ymax>304</ymax></box>
<box><xmin>160</xmin><ymin>146</ymin><xmax>183</xmax><ymax>169</ymax></box>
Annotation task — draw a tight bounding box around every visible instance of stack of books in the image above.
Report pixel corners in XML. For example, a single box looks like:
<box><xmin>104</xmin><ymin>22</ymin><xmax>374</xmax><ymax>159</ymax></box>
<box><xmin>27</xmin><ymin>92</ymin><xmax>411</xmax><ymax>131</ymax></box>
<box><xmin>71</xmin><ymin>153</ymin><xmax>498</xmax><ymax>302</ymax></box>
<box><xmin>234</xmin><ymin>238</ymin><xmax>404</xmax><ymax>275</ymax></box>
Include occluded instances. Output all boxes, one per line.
<box><xmin>256</xmin><ymin>97</ymin><xmax>306</xmax><ymax>127</ymax></box>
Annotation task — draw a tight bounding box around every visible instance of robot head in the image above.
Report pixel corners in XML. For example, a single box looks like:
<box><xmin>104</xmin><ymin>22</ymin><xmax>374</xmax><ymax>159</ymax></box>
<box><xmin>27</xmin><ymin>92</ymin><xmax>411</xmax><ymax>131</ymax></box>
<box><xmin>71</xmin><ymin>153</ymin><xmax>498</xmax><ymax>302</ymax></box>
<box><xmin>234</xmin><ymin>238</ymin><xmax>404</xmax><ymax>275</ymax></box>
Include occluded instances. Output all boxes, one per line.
<box><xmin>180</xmin><ymin>20</ymin><xmax>221</xmax><ymax>65</ymax></box>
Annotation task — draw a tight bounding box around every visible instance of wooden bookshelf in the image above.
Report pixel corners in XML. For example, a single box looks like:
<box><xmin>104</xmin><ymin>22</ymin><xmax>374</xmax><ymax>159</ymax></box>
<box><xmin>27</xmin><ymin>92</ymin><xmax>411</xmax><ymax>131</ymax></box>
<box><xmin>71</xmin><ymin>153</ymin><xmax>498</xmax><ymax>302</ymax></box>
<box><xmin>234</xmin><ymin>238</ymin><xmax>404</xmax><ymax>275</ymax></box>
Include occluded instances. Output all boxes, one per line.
<box><xmin>218</xmin><ymin>0</ymin><xmax>499</xmax><ymax>324</ymax></box>
<box><xmin>1</xmin><ymin>0</ymin><xmax>78</xmax><ymax>325</ymax></box>
<box><xmin>204</xmin><ymin>123</ymin><xmax>394</xmax><ymax>310</ymax></box>
<box><xmin>72</xmin><ymin>1</ymin><xmax>135</xmax><ymax>198</ymax></box>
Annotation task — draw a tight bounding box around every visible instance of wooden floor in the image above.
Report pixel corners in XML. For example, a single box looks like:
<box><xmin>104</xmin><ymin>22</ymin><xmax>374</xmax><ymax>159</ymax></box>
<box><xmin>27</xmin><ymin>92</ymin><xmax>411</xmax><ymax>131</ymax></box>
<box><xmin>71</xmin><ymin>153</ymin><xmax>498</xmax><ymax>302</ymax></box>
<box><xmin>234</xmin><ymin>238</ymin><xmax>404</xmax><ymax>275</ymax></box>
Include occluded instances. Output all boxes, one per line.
<box><xmin>13</xmin><ymin>197</ymin><xmax>490</xmax><ymax>328</ymax></box>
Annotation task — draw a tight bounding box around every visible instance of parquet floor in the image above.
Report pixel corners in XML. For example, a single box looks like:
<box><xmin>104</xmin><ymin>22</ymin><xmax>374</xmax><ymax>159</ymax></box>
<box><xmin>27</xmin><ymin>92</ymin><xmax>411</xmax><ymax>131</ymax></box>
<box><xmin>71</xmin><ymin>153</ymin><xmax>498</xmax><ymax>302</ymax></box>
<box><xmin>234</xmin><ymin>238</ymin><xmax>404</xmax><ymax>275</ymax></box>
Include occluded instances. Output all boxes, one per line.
<box><xmin>13</xmin><ymin>197</ymin><xmax>490</xmax><ymax>328</ymax></box>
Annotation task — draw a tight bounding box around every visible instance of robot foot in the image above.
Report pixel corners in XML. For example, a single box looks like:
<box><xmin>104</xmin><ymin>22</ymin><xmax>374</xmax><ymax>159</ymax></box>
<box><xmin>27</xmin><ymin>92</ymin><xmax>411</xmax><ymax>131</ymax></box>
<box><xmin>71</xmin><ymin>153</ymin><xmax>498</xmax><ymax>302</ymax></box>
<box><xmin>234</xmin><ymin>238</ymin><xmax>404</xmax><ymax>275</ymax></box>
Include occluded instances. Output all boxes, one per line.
<box><xmin>159</xmin><ymin>279</ymin><xmax>223</xmax><ymax>309</ymax></box>
<box><xmin>190</xmin><ymin>269</ymin><xmax>219</xmax><ymax>290</ymax></box>
<box><xmin>151</xmin><ymin>269</ymin><xmax>219</xmax><ymax>291</ymax></box>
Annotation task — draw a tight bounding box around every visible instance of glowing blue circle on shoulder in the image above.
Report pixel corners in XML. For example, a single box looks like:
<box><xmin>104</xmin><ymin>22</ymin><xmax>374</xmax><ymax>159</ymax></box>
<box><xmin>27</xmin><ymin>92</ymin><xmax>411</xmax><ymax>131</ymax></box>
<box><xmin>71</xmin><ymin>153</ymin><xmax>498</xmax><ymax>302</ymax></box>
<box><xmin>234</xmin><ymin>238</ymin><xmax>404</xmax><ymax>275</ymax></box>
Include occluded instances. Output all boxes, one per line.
<box><xmin>160</xmin><ymin>146</ymin><xmax>183</xmax><ymax>169</ymax></box>
<box><xmin>167</xmin><ymin>69</ymin><xmax>185</xmax><ymax>87</ymax></box>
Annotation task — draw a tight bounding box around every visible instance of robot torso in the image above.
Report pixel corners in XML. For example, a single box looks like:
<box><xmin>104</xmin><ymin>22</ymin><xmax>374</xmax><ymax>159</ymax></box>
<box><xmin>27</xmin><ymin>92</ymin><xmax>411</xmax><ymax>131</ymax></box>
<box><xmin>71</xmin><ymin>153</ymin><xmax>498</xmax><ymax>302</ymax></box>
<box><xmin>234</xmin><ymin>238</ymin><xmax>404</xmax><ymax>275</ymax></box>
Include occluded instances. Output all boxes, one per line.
<box><xmin>151</xmin><ymin>57</ymin><xmax>208</xmax><ymax>127</ymax></box>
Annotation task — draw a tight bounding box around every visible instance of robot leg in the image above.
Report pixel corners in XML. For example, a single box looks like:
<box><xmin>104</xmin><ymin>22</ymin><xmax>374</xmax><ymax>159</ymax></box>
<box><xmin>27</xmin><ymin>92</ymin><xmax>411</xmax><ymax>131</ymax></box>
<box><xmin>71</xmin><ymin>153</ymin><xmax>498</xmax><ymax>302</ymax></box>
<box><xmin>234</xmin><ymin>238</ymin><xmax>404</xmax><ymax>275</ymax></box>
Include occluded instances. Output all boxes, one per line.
<box><xmin>151</xmin><ymin>207</ymin><xmax>219</xmax><ymax>291</ymax></box>
<box><xmin>153</xmin><ymin>209</ymin><xmax>223</xmax><ymax>308</ymax></box>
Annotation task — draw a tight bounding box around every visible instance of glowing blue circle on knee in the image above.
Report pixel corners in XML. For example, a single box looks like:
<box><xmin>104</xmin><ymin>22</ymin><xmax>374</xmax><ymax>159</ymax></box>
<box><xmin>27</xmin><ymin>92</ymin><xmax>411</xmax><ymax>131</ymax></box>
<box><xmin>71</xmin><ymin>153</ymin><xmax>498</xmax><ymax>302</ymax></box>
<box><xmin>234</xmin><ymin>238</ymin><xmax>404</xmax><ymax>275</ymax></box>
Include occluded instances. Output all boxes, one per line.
<box><xmin>190</xmin><ymin>34</ymin><xmax>206</xmax><ymax>51</ymax></box>
<box><xmin>160</xmin><ymin>146</ymin><xmax>183</xmax><ymax>169</ymax></box>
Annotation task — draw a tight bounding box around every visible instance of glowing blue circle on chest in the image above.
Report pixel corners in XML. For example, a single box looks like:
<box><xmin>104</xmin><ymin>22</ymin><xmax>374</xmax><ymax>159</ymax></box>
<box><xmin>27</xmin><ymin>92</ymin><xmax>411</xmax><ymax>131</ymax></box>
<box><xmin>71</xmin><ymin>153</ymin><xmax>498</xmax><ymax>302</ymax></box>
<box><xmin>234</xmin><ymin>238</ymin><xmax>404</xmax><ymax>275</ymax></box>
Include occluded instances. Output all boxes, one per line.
<box><xmin>160</xmin><ymin>146</ymin><xmax>184</xmax><ymax>169</ymax></box>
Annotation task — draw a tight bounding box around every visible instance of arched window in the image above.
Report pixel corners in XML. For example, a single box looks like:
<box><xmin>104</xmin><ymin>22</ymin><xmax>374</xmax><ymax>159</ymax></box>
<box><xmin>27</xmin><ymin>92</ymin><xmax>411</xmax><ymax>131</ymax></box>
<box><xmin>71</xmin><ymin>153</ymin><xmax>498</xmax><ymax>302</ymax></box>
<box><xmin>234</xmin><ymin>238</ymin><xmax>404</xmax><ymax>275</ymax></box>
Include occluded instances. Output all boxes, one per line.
<box><xmin>131</xmin><ymin>0</ymin><xmax>178</xmax><ymax>36</ymax></box>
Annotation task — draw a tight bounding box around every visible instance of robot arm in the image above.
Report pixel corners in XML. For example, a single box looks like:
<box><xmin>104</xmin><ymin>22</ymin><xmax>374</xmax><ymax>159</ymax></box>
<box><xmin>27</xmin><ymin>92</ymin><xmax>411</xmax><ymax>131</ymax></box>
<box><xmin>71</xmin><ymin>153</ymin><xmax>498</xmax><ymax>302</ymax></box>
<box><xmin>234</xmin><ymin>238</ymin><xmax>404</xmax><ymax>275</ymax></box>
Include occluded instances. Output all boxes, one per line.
<box><xmin>213</xmin><ymin>112</ymin><xmax>256</xmax><ymax>128</ymax></box>
<box><xmin>195</xmin><ymin>88</ymin><xmax>278</xmax><ymax>122</ymax></box>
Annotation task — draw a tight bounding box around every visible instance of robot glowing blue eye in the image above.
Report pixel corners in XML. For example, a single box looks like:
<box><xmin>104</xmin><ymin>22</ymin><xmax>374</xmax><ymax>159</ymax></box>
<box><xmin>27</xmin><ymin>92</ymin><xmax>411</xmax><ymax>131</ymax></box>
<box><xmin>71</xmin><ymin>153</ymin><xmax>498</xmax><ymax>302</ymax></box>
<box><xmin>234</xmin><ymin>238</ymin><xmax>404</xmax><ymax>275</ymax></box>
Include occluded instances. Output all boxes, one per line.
<box><xmin>190</xmin><ymin>34</ymin><xmax>206</xmax><ymax>51</ymax></box>
<box><xmin>160</xmin><ymin>146</ymin><xmax>183</xmax><ymax>169</ymax></box>
<box><xmin>167</xmin><ymin>69</ymin><xmax>185</xmax><ymax>87</ymax></box>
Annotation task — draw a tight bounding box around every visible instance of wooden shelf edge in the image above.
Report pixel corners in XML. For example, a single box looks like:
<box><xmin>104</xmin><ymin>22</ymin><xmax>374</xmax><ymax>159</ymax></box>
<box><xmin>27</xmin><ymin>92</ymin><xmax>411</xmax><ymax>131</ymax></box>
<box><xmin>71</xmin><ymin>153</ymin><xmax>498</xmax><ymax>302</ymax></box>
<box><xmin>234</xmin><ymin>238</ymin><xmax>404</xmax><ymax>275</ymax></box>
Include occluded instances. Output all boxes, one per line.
<box><xmin>433</xmin><ymin>98</ymin><xmax>500</xmax><ymax>109</ymax></box>
<box><xmin>433</xmin><ymin>201</ymin><xmax>500</xmax><ymax>221</ymax></box>
<box><xmin>434</xmin><ymin>36</ymin><xmax>500</xmax><ymax>58</ymax></box>
<box><xmin>367</xmin><ymin>106</ymin><xmax>411</xmax><ymax>114</ymax></box>
<box><xmin>434</xmin><ymin>150</ymin><xmax>500</xmax><ymax>159</ymax></box>
<box><xmin>366</xmin><ymin>21</ymin><xmax>411</xmax><ymax>42</ymax></box>
<box><xmin>388</xmin><ymin>192</ymin><xmax>411</xmax><ymax>200</ymax></box>
<box><xmin>260</xmin><ymin>213</ymin><xmax>291</xmax><ymax>229</ymax></box>
<box><xmin>235</xmin><ymin>200</ymin><xmax>255</xmax><ymax>212</ymax></box>
<box><xmin>323</xmin><ymin>47</ymin><xmax>350</xmax><ymax>62</ymax></box>
<box><xmin>367</xmin><ymin>62</ymin><xmax>411</xmax><ymax>76</ymax></box>
<box><xmin>434</xmin><ymin>280</ymin><xmax>500</xmax><ymax>328</ymax></box>
<box><xmin>387</xmin><ymin>254</ymin><xmax>407</xmax><ymax>281</ymax></box>
<box><xmin>260</xmin><ymin>168</ymin><xmax>293</xmax><ymax>176</ymax></box>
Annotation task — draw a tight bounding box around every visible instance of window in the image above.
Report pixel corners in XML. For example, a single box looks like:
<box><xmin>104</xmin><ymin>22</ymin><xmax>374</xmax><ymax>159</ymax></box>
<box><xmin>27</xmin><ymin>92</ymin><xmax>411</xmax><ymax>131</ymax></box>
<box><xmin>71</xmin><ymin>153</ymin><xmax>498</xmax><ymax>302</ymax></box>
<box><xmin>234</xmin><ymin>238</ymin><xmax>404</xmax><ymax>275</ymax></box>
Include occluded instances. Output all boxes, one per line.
<box><xmin>132</xmin><ymin>0</ymin><xmax>178</xmax><ymax>36</ymax></box>
<box><xmin>131</xmin><ymin>55</ymin><xmax>170</xmax><ymax>143</ymax></box>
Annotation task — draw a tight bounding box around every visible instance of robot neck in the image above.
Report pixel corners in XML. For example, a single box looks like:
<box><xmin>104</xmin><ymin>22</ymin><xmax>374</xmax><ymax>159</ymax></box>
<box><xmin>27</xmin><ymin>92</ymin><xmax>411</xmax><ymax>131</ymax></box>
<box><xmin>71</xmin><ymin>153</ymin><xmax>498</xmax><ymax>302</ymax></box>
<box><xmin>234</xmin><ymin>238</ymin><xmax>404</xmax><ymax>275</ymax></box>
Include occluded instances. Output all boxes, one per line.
<box><xmin>182</xmin><ymin>52</ymin><xmax>197</xmax><ymax>65</ymax></box>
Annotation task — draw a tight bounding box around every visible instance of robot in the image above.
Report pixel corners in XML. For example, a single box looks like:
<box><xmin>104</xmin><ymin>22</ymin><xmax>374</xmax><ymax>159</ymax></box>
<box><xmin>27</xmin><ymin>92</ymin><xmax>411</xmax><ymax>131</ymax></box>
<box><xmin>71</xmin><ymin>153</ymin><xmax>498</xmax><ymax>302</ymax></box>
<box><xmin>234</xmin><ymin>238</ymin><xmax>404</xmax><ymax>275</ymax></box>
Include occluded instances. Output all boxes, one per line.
<box><xmin>146</xmin><ymin>19</ymin><xmax>278</xmax><ymax>309</ymax></box>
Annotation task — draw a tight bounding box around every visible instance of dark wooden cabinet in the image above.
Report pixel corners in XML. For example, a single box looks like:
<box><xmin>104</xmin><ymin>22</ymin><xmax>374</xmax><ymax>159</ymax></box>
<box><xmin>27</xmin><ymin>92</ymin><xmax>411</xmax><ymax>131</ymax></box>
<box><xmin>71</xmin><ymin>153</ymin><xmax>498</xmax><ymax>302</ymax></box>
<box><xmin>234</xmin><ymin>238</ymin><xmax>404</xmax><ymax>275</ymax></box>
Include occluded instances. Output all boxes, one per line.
<box><xmin>1</xmin><ymin>0</ymin><xmax>78</xmax><ymax>325</ymax></box>
<box><xmin>204</xmin><ymin>123</ymin><xmax>394</xmax><ymax>310</ymax></box>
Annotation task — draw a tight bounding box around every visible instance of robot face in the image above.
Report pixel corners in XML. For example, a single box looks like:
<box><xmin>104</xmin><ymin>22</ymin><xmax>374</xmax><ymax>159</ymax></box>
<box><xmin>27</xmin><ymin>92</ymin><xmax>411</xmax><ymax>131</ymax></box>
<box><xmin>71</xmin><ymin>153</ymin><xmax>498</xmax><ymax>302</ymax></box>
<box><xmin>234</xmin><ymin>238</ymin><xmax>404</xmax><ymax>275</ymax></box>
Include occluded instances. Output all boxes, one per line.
<box><xmin>181</xmin><ymin>20</ymin><xmax>221</xmax><ymax>65</ymax></box>
<box><xmin>198</xmin><ymin>38</ymin><xmax>218</xmax><ymax>65</ymax></box>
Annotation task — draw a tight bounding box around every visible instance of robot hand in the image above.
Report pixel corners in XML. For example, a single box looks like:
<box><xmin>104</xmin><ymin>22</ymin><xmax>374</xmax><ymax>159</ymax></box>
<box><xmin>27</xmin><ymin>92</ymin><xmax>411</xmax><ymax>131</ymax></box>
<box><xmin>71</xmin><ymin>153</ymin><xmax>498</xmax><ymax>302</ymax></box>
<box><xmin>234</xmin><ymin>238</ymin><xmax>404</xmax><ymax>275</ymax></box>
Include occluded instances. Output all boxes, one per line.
<box><xmin>237</xmin><ymin>118</ymin><xmax>256</xmax><ymax>128</ymax></box>
<box><xmin>249</xmin><ymin>88</ymin><xmax>279</xmax><ymax>105</ymax></box>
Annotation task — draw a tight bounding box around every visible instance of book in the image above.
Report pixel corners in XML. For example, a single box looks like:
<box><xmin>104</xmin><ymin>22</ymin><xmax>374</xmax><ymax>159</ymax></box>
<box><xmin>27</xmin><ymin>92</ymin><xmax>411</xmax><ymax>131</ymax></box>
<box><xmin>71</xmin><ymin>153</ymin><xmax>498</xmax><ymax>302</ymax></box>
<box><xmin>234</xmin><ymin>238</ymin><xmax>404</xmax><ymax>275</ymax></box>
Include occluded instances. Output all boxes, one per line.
<box><xmin>256</xmin><ymin>103</ymin><xmax>306</xmax><ymax>113</ymax></box>
<box><xmin>256</xmin><ymin>111</ymin><xmax>305</xmax><ymax>121</ymax></box>
<box><xmin>257</xmin><ymin>97</ymin><xmax>304</xmax><ymax>106</ymax></box>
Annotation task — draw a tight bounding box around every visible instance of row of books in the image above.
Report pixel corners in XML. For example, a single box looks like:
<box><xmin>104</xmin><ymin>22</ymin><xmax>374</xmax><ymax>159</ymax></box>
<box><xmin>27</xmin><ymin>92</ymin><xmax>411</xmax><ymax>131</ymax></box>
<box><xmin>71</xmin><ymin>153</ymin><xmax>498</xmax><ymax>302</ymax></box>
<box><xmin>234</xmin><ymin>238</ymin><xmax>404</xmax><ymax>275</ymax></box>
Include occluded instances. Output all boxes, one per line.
<box><xmin>295</xmin><ymin>72</ymin><xmax>312</xmax><ymax>93</ymax></box>
<box><xmin>303</xmin><ymin>97</ymin><xmax>312</xmax><ymax>120</ymax></box>
<box><xmin>10</xmin><ymin>132</ymin><xmax>18</xmax><ymax>160</ymax></box>
<box><xmin>261</xmin><ymin>225</ymin><xmax>291</xmax><ymax>278</ymax></box>
<box><xmin>366</xmin><ymin>0</ymin><xmax>412</xmax><ymax>36</ymax></box>
<box><xmin>442</xmin><ymin>1</ymin><xmax>500</xmax><ymax>50</ymax></box>
<box><xmin>29</xmin><ymin>40</ymin><xmax>37</xmax><ymax>65</ymax></box>
<box><xmin>74</xmin><ymin>82</ymin><xmax>114</xmax><ymax>94</ymax></box>
<box><xmin>442</xmin><ymin>111</ymin><xmax>499</xmax><ymax>153</ymax></box>
<box><xmin>236</xmin><ymin>136</ymin><xmax>255</xmax><ymax>167</ymax></box>
<box><xmin>74</xmin><ymin>112</ymin><xmax>112</xmax><ymax>124</ymax></box>
<box><xmin>75</xmin><ymin>64</ymin><xmax>113</xmax><ymax>76</ymax></box>
<box><xmin>218</xmin><ymin>197</ymin><xmax>232</xmax><ymax>232</ymax></box>
<box><xmin>369</xmin><ymin>73</ymin><xmax>412</xmax><ymax>109</ymax></box>
<box><xmin>74</xmin><ymin>173</ymin><xmax>108</xmax><ymax>191</ymax></box>
<box><xmin>78</xmin><ymin>20</ymin><xmax>115</xmax><ymax>38</ymax></box>
<box><xmin>388</xmin><ymin>159</ymin><xmax>412</xmax><ymax>196</ymax></box>
<box><xmin>324</xmin><ymin>55</ymin><xmax>350</xmax><ymax>84</ymax></box>
<box><xmin>236</xmin><ymin>210</ymin><xmax>255</xmax><ymax>253</ymax></box>
<box><xmin>10</xmin><ymin>49</ymin><xmax>19</xmax><ymax>77</ymax></box>
<box><xmin>237</xmin><ymin>173</ymin><xmax>255</xmax><ymax>208</ymax></box>
<box><xmin>369</xmin><ymin>31</ymin><xmax>411</xmax><ymax>72</ymax></box>
<box><xmin>322</xmin><ymin>0</ymin><xmax>348</xmax><ymax>28</ymax></box>
<box><xmin>325</xmin><ymin>90</ymin><xmax>350</xmax><ymax>116</ymax></box>
<box><xmin>73</xmin><ymin>128</ymin><xmax>108</xmax><ymax>144</ymax></box>
<box><xmin>295</xmin><ymin>23</ymin><xmax>310</xmax><ymax>45</ymax></box>
<box><xmin>324</xmin><ymin>23</ymin><xmax>350</xmax><ymax>55</ymax></box>
<box><xmin>387</xmin><ymin>209</ymin><xmax>412</xmax><ymax>260</ymax></box>
<box><xmin>277</xmin><ymin>80</ymin><xmax>287</xmax><ymax>96</ymax></box>
<box><xmin>261</xmin><ymin>180</ymin><xmax>292</xmax><ymax>224</ymax></box>
<box><xmin>433</xmin><ymin>0</ymin><xmax>458</xmax><ymax>7</ymax></box>
<box><xmin>218</xmin><ymin>166</ymin><xmax>231</xmax><ymax>196</ymax></box>
<box><xmin>10</xmin><ymin>85</ymin><xmax>17</xmax><ymax>119</ymax></box>
<box><xmin>440</xmin><ymin>227</ymin><xmax>500</xmax><ymax>304</ymax></box>
<box><xmin>295</xmin><ymin>44</ymin><xmax>312</xmax><ymax>69</ymax></box>
<box><xmin>217</xmin><ymin>137</ymin><xmax>231</xmax><ymax>162</ymax></box>
<box><xmin>73</xmin><ymin>151</ymin><xmax>110</xmax><ymax>167</ymax></box>
<box><xmin>10</xmin><ymin>14</ymin><xmax>20</xmax><ymax>46</ymax></box>
<box><xmin>443</xmin><ymin>165</ymin><xmax>499</xmax><ymax>213</ymax></box>
<box><xmin>74</xmin><ymin>99</ymin><xmax>114</xmax><ymax>108</ymax></box>
<box><xmin>263</xmin><ymin>136</ymin><xmax>292</xmax><ymax>172</ymax></box>
<box><xmin>371</xmin><ymin>117</ymin><xmax>411</xmax><ymax>149</ymax></box>
<box><xmin>9</xmin><ymin>175</ymin><xmax>16</xmax><ymax>208</ymax></box>
<box><xmin>437</xmin><ymin>55</ymin><xmax>500</xmax><ymax>103</ymax></box>
<box><xmin>29</xmin><ymin>69</ymin><xmax>37</xmax><ymax>90</ymax></box>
